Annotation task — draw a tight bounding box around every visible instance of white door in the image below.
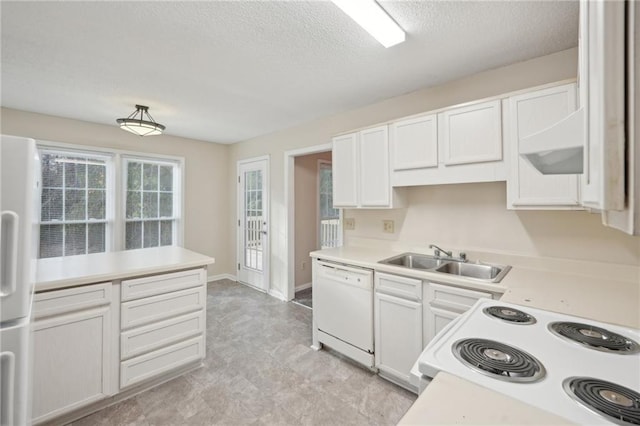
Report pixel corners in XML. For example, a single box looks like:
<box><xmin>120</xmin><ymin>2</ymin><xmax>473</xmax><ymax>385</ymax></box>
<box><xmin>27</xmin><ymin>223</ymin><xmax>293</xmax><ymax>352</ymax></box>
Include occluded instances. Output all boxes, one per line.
<box><xmin>237</xmin><ymin>157</ymin><xmax>269</xmax><ymax>291</ymax></box>
<box><xmin>359</xmin><ymin>125</ymin><xmax>391</xmax><ymax>207</ymax></box>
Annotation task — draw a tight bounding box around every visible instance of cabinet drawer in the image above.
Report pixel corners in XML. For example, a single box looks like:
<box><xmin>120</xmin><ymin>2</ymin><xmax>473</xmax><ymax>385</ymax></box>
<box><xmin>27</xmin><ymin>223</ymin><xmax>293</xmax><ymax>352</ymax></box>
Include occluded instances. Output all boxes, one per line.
<box><xmin>375</xmin><ymin>272</ymin><xmax>421</xmax><ymax>301</ymax></box>
<box><xmin>120</xmin><ymin>335</ymin><xmax>204</xmax><ymax>389</ymax></box>
<box><xmin>427</xmin><ymin>282</ymin><xmax>491</xmax><ymax>313</ymax></box>
<box><xmin>121</xmin><ymin>268</ymin><xmax>205</xmax><ymax>301</ymax></box>
<box><xmin>121</xmin><ymin>310</ymin><xmax>205</xmax><ymax>360</ymax></box>
<box><xmin>33</xmin><ymin>283</ymin><xmax>111</xmax><ymax>319</ymax></box>
<box><xmin>121</xmin><ymin>286</ymin><xmax>206</xmax><ymax>330</ymax></box>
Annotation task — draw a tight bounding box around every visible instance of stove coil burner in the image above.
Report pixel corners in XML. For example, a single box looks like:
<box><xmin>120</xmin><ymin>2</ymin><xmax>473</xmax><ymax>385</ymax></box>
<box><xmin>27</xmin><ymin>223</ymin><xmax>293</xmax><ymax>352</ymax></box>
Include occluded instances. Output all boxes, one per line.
<box><xmin>483</xmin><ymin>306</ymin><xmax>536</xmax><ymax>325</ymax></box>
<box><xmin>452</xmin><ymin>338</ymin><xmax>545</xmax><ymax>383</ymax></box>
<box><xmin>564</xmin><ymin>377</ymin><xmax>640</xmax><ymax>425</ymax></box>
<box><xmin>549</xmin><ymin>322</ymin><xmax>640</xmax><ymax>354</ymax></box>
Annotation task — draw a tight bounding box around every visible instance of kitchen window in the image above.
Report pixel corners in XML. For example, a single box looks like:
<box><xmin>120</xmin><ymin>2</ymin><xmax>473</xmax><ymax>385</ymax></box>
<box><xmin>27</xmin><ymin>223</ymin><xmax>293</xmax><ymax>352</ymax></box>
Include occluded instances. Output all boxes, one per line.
<box><xmin>39</xmin><ymin>150</ymin><xmax>111</xmax><ymax>258</ymax></box>
<box><xmin>37</xmin><ymin>144</ymin><xmax>183</xmax><ymax>258</ymax></box>
<box><xmin>124</xmin><ymin>159</ymin><xmax>179</xmax><ymax>250</ymax></box>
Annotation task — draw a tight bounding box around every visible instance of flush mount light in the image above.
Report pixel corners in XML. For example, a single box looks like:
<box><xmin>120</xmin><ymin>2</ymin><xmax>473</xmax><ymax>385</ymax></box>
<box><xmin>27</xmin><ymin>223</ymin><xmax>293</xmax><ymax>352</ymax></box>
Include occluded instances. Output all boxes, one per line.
<box><xmin>331</xmin><ymin>0</ymin><xmax>405</xmax><ymax>48</ymax></box>
<box><xmin>116</xmin><ymin>104</ymin><xmax>166</xmax><ymax>136</ymax></box>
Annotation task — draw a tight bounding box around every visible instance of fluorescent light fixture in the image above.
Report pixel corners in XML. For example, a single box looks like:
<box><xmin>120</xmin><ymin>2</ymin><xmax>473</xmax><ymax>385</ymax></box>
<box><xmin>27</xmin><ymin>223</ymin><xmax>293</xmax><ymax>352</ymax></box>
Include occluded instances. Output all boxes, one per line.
<box><xmin>332</xmin><ymin>0</ymin><xmax>405</xmax><ymax>48</ymax></box>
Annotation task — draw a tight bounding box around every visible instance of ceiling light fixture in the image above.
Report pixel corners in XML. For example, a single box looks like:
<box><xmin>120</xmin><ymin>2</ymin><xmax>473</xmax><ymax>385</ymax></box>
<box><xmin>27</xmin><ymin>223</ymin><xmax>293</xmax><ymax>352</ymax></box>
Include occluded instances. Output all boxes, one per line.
<box><xmin>331</xmin><ymin>0</ymin><xmax>405</xmax><ymax>48</ymax></box>
<box><xmin>116</xmin><ymin>104</ymin><xmax>166</xmax><ymax>136</ymax></box>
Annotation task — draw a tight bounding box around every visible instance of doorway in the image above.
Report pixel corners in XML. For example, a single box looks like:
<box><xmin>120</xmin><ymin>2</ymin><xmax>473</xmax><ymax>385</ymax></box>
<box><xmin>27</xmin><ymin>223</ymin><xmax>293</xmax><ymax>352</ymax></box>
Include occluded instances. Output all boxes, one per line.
<box><xmin>236</xmin><ymin>156</ymin><xmax>269</xmax><ymax>292</ymax></box>
<box><xmin>289</xmin><ymin>150</ymin><xmax>341</xmax><ymax>308</ymax></box>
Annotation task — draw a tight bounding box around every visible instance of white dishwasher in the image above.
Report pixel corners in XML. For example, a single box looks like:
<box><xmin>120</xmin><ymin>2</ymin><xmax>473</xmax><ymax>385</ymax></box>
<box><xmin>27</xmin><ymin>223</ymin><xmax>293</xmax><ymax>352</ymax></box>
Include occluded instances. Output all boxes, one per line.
<box><xmin>313</xmin><ymin>260</ymin><xmax>374</xmax><ymax>368</ymax></box>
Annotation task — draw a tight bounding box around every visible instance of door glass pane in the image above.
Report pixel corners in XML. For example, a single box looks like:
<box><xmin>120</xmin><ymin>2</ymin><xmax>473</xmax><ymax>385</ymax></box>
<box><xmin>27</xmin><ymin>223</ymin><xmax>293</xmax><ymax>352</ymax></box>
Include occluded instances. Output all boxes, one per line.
<box><xmin>243</xmin><ymin>169</ymin><xmax>263</xmax><ymax>271</ymax></box>
<box><xmin>319</xmin><ymin>163</ymin><xmax>340</xmax><ymax>249</ymax></box>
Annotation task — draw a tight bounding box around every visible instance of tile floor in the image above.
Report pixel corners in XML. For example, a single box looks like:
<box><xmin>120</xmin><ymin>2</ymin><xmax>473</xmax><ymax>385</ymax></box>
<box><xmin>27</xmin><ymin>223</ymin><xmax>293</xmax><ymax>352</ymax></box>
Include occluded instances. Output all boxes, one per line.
<box><xmin>72</xmin><ymin>279</ymin><xmax>416</xmax><ymax>426</ymax></box>
<box><xmin>292</xmin><ymin>287</ymin><xmax>312</xmax><ymax>309</ymax></box>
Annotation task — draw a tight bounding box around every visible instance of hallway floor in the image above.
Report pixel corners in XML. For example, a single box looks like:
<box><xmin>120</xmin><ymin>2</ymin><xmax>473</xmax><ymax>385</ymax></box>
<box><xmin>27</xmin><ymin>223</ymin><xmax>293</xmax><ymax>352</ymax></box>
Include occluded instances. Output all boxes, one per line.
<box><xmin>72</xmin><ymin>279</ymin><xmax>416</xmax><ymax>425</ymax></box>
<box><xmin>292</xmin><ymin>287</ymin><xmax>312</xmax><ymax>309</ymax></box>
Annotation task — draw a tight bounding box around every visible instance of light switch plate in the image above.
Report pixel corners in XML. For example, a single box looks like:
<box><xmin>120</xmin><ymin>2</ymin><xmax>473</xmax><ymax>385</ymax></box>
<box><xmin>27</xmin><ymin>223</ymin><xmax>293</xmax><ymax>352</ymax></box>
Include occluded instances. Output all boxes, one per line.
<box><xmin>344</xmin><ymin>218</ymin><xmax>355</xmax><ymax>230</ymax></box>
<box><xmin>383</xmin><ymin>220</ymin><xmax>394</xmax><ymax>233</ymax></box>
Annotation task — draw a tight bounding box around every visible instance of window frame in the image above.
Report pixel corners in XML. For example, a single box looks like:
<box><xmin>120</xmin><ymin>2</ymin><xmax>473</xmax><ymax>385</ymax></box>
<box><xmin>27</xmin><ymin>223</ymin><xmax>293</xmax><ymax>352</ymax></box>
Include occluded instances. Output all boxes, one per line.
<box><xmin>317</xmin><ymin>159</ymin><xmax>342</xmax><ymax>249</ymax></box>
<box><xmin>36</xmin><ymin>140</ymin><xmax>185</xmax><ymax>258</ymax></box>
<box><xmin>121</xmin><ymin>155</ymin><xmax>183</xmax><ymax>250</ymax></box>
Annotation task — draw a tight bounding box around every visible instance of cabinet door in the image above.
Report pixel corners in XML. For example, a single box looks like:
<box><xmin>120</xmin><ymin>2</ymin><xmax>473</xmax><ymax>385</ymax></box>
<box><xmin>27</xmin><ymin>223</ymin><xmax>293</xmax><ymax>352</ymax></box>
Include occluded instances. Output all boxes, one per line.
<box><xmin>440</xmin><ymin>100</ymin><xmax>502</xmax><ymax>166</ymax></box>
<box><xmin>425</xmin><ymin>306</ymin><xmax>459</xmax><ymax>344</ymax></box>
<box><xmin>374</xmin><ymin>293</ymin><xmax>422</xmax><ymax>385</ymax></box>
<box><xmin>32</xmin><ymin>306</ymin><xmax>112</xmax><ymax>423</ymax></box>
<box><xmin>390</xmin><ymin>115</ymin><xmax>438</xmax><ymax>171</ymax></box>
<box><xmin>332</xmin><ymin>133</ymin><xmax>359</xmax><ymax>207</ymax></box>
<box><xmin>359</xmin><ymin>126</ymin><xmax>391</xmax><ymax>207</ymax></box>
<box><xmin>508</xmin><ymin>84</ymin><xmax>582</xmax><ymax>208</ymax></box>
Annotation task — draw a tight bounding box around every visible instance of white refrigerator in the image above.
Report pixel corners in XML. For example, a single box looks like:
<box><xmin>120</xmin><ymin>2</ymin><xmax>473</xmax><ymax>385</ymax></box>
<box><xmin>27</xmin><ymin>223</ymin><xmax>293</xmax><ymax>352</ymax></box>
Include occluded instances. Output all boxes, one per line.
<box><xmin>1</xmin><ymin>135</ymin><xmax>40</xmax><ymax>426</ymax></box>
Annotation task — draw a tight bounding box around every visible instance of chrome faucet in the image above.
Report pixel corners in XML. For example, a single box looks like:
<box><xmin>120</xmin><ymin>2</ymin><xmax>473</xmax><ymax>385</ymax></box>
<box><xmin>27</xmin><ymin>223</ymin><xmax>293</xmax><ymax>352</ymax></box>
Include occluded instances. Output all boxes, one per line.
<box><xmin>429</xmin><ymin>244</ymin><xmax>452</xmax><ymax>258</ymax></box>
<box><xmin>429</xmin><ymin>244</ymin><xmax>467</xmax><ymax>262</ymax></box>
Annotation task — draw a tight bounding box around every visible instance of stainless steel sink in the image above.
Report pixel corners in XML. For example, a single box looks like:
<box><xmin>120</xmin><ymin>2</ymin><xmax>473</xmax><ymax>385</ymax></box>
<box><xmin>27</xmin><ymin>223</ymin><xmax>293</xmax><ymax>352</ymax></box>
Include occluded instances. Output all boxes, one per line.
<box><xmin>435</xmin><ymin>261</ymin><xmax>511</xmax><ymax>282</ymax></box>
<box><xmin>378</xmin><ymin>252</ymin><xmax>511</xmax><ymax>283</ymax></box>
<box><xmin>379</xmin><ymin>253</ymin><xmax>446</xmax><ymax>270</ymax></box>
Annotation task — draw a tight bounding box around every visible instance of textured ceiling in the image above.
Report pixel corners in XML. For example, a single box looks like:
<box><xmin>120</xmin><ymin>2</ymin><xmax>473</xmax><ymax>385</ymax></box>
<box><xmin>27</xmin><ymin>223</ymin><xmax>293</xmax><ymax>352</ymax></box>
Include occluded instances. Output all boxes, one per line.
<box><xmin>1</xmin><ymin>1</ymin><xmax>578</xmax><ymax>144</ymax></box>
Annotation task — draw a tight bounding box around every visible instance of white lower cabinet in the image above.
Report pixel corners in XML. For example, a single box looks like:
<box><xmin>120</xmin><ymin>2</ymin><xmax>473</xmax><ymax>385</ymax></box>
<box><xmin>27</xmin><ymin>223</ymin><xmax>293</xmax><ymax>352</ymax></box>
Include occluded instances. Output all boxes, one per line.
<box><xmin>32</xmin><ymin>283</ymin><xmax>114</xmax><ymax>424</ymax></box>
<box><xmin>31</xmin><ymin>267</ymin><xmax>208</xmax><ymax>424</ymax></box>
<box><xmin>119</xmin><ymin>268</ymin><xmax>207</xmax><ymax>390</ymax></box>
<box><xmin>374</xmin><ymin>272</ymin><xmax>422</xmax><ymax>390</ymax></box>
<box><xmin>423</xmin><ymin>282</ymin><xmax>494</xmax><ymax>344</ymax></box>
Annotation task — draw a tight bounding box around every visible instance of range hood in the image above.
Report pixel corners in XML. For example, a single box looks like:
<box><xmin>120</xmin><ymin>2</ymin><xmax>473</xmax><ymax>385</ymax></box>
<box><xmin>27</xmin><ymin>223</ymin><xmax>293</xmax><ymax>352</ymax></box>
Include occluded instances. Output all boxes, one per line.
<box><xmin>519</xmin><ymin>107</ymin><xmax>585</xmax><ymax>175</ymax></box>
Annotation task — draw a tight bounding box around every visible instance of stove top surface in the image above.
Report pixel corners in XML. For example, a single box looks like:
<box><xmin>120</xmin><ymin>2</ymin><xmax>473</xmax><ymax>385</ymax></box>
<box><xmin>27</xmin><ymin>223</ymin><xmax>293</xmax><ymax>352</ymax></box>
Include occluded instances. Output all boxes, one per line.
<box><xmin>418</xmin><ymin>299</ymin><xmax>640</xmax><ymax>424</ymax></box>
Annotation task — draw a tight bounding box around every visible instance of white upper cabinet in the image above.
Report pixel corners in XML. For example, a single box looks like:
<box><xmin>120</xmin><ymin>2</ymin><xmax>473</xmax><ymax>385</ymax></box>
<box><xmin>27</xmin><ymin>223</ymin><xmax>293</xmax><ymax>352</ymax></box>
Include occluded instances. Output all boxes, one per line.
<box><xmin>507</xmin><ymin>83</ymin><xmax>582</xmax><ymax>209</ymax></box>
<box><xmin>440</xmin><ymin>100</ymin><xmax>503</xmax><ymax>166</ymax></box>
<box><xmin>391</xmin><ymin>99</ymin><xmax>506</xmax><ymax>187</ymax></box>
<box><xmin>390</xmin><ymin>114</ymin><xmax>438</xmax><ymax>171</ymax></box>
<box><xmin>333</xmin><ymin>126</ymin><xmax>403</xmax><ymax>209</ymax></box>
<box><xmin>332</xmin><ymin>133</ymin><xmax>359</xmax><ymax>207</ymax></box>
<box><xmin>359</xmin><ymin>126</ymin><xmax>391</xmax><ymax>207</ymax></box>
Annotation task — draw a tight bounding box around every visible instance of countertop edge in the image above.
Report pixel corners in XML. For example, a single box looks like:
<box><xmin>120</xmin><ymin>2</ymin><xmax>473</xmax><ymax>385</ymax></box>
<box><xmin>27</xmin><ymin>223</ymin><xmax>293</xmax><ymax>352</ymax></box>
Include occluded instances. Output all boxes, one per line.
<box><xmin>36</xmin><ymin>247</ymin><xmax>215</xmax><ymax>292</ymax></box>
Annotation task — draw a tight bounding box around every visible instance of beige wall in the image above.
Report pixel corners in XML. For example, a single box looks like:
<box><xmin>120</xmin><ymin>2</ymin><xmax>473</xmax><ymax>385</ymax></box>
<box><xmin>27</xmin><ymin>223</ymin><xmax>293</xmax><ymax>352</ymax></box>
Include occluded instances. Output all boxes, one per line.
<box><xmin>0</xmin><ymin>107</ymin><xmax>231</xmax><ymax>278</ymax></box>
<box><xmin>229</xmin><ymin>47</ymin><xmax>637</xmax><ymax>298</ymax></box>
<box><xmin>294</xmin><ymin>151</ymin><xmax>332</xmax><ymax>288</ymax></box>
<box><xmin>345</xmin><ymin>183</ymin><xmax>640</xmax><ymax>266</ymax></box>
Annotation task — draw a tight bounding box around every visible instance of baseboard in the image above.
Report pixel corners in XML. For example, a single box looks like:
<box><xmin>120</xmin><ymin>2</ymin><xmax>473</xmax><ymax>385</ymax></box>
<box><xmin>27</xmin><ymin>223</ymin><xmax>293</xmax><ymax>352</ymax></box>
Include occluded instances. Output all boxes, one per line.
<box><xmin>268</xmin><ymin>288</ymin><xmax>287</xmax><ymax>301</ymax></box>
<box><xmin>295</xmin><ymin>282</ymin><xmax>312</xmax><ymax>291</ymax></box>
<box><xmin>208</xmin><ymin>273</ymin><xmax>237</xmax><ymax>282</ymax></box>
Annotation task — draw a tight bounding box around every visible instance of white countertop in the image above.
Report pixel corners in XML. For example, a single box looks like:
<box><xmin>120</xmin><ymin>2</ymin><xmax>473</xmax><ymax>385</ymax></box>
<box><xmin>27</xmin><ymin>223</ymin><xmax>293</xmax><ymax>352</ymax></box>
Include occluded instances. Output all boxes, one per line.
<box><xmin>311</xmin><ymin>245</ymin><xmax>640</xmax><ymax>425</ymax></box>
<box><xmin>36</xmin><ymin>246</ymin><xmax>215</xmax><ymax>291</ymax></box>
<box><xmin>310</xmin><ymin>245</ymin><xmax>640</xmax><ymax>328</ymax></box>
<box><xmin>398</xmin><ymin>372</ymin><xmax>574</xmax><ymax>425</ymax></box>
<box><xmin>310</xmin><ymin>246</ymin><xmax>508</xmax><ymax>295</ymax></box>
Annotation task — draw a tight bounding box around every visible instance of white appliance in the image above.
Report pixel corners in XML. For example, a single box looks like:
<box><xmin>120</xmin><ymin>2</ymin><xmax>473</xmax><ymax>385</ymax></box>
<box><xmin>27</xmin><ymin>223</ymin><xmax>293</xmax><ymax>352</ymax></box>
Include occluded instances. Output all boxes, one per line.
<box><xmin>313</xmin><ymin>260</ymin><xmax>374</xmax><ymax>368</ymax></box>
<box><xmin>1</xmin><ymin>135</ymin><xmax>40</xmax><ymax>426</ymax></box>
<box><xmin>412</xmin><ymin>299</ymin><xmax>640</xmax><ymax>424</ymax></box>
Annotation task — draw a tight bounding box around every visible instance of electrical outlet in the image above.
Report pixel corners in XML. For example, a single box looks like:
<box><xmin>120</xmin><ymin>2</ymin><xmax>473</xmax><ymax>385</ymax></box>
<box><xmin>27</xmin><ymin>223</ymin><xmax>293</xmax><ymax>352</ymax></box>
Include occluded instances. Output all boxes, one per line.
<box><xmin>301</xmin><ymin>261</ymin><xmax>307</xmax><ymax>270</ymax></box>
<box><xmin>383</xmin><ymin>220</ymin><xmax>394</xmax><ymax>233</ymax></box>
<box><xmin>344</xmin><ymin>218</ymin><xmax>355</xmax><ymax>230</ymax></box>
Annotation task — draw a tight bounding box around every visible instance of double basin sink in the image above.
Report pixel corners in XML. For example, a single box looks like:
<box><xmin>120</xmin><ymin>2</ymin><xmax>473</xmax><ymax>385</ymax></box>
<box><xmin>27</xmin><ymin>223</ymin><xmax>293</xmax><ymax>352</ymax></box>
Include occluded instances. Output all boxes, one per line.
<box><xmin>379</xmin><ymin>253</ymin><xmax>511</xmax><ymax>283</ymax></box>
